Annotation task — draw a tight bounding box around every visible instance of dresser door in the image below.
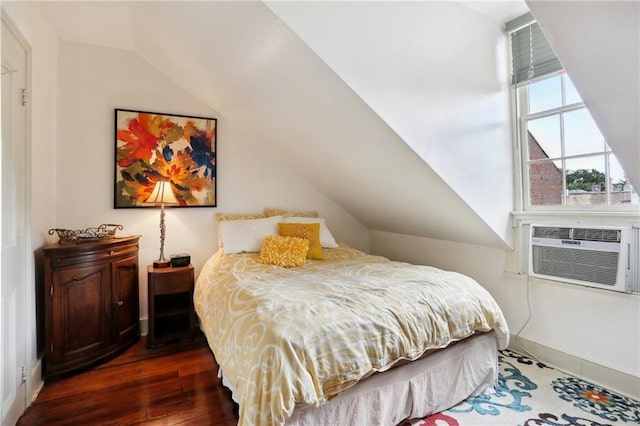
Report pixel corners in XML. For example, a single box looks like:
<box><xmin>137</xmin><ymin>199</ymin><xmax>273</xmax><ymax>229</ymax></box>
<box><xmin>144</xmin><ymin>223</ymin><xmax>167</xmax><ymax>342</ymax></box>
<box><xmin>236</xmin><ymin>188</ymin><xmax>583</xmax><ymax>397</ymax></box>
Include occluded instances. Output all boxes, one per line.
<box><xmin>48</xmin><ymin>263</ymin><xmax>110</xmax><ymax>371</ymax></box>
<box><xmin>112</xmin><ymin>255</ymin><xmax>139</xmax><ymax>346</ymax></box>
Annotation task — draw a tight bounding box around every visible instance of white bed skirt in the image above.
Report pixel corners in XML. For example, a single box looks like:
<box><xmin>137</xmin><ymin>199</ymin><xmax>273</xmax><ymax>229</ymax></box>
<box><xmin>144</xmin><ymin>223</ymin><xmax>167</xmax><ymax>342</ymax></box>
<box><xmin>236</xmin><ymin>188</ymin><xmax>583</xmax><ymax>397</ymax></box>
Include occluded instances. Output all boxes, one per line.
<box><xmin>221</xmin><ymin>331</ymin><xmax>499</xmax><ymax>426</ymax></box>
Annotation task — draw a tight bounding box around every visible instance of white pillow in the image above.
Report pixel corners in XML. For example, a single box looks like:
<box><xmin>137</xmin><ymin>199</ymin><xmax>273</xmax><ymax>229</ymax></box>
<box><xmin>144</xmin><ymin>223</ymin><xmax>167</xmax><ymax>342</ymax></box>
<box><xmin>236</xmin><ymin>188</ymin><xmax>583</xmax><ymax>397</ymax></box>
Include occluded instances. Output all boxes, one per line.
<box><xmin>219</xmin><ymin>216</ymin><xmax>282</xmax><ymax>254</ymax></box>
<box><xmin>282</xmin><ymin>217</ymin><xmax>339</xmax><ymax>248</ymax></box>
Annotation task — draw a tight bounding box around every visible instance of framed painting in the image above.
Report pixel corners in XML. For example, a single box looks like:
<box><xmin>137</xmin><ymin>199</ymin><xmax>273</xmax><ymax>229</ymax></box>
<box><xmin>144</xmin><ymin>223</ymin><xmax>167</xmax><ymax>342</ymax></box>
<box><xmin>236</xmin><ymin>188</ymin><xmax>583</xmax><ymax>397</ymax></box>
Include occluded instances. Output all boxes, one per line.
<box><xmin>114</xmin><ymin>109</ymin><xmax>217</xmax><ymax>208</ymax></box>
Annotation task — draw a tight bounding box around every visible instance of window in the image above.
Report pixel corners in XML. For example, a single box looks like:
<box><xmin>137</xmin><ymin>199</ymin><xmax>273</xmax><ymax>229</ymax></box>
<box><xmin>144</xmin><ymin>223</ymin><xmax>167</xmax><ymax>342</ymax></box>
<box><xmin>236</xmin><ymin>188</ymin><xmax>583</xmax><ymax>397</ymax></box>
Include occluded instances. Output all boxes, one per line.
<box><xmin>518</xmin><ymin>73</ymin><xmax>637</xmax><ymax>208</ymax></box>
<box><xmin>508</xmin><ymin>14</ymin><xmax>638</xmax><ymax>210</ymax></box>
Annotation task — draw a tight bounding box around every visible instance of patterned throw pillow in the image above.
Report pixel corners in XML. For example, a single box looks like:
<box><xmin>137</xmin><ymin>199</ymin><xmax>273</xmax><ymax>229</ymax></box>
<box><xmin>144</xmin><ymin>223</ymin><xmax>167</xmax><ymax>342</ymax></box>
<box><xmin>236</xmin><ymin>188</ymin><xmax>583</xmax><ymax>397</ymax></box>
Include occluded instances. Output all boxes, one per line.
<box><xmin>281</xmin><ymin>217</ymin><xmax>339</xmax><ymax>248</ymax></box>
<box><xmin>258</xmin><ymin>235</ymin><xmax>309</xmax><ymax>268</ymax></box>
<box><xmin>278</xmin><ymin>222</ymin><xmax>324</xmax><ymax>260</ymax></box>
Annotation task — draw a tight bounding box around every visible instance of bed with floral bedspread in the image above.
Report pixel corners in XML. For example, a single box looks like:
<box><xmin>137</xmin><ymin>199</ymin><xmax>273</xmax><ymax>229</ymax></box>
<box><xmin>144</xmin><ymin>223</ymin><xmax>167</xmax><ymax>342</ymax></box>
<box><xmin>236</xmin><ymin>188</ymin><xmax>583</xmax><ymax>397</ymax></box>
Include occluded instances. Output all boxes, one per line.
<box><xmin>195</xmin><ymin>244</ymin><xmax>509</xmax><ymax>426</ymax></box>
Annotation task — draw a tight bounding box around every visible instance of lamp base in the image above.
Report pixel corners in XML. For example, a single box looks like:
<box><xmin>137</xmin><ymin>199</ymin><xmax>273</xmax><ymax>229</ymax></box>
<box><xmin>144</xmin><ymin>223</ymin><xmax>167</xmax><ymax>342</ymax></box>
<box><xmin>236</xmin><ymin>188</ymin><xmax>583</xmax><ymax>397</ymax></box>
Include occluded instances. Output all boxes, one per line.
<box><xmin>152</xmin><ymin>259</ymin><xmax>171</xmax><ymax>269</ymax></box>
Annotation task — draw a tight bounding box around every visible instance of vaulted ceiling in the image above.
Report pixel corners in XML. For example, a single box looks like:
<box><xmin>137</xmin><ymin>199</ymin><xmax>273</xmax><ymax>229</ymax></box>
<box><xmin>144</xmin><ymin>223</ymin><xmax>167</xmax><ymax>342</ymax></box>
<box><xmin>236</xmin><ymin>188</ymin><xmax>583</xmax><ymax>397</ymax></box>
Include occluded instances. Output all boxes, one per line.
<box><xmin>33</xmin><ymin>1</ymin><xmax>639</xmax><ymax>250</ymax></box>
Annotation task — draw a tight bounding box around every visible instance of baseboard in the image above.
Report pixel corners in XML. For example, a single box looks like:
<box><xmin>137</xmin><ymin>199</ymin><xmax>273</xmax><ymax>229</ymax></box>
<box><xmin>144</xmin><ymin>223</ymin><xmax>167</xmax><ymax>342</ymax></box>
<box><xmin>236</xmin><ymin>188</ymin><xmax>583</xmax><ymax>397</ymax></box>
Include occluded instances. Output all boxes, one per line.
<box><xmin>30</xmin><ymin>359</ymin><xmax>44</xmax><ymax>403</ymax></box>
<box><xmin>509</xmin><ymin>336</ymin><xmax>640</xmax><ymax>400</ymax></box>
<box><xmin>140</xmin><ymin>318</ymin><xmax>148</xmax><ymax>336</ymax></box>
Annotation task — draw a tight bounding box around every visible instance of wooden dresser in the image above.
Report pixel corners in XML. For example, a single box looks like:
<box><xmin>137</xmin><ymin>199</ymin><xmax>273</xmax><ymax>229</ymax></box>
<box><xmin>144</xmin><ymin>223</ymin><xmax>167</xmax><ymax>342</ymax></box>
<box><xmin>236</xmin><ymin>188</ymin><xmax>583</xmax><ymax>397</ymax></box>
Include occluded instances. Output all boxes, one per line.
<box><xmin>42</xmin><ymin>235</ymin><xmax>140</xmax><ymax>379</ymax></box>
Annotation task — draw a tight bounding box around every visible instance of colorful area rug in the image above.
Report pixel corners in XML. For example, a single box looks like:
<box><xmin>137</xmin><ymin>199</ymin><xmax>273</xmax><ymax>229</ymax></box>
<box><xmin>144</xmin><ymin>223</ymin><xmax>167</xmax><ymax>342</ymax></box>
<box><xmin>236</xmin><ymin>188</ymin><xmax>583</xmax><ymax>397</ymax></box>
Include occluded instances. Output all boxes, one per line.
<box><xmin>402</xmin><ymin>349</ymin><xmax>640</xmax><ymax>426</ymax></box>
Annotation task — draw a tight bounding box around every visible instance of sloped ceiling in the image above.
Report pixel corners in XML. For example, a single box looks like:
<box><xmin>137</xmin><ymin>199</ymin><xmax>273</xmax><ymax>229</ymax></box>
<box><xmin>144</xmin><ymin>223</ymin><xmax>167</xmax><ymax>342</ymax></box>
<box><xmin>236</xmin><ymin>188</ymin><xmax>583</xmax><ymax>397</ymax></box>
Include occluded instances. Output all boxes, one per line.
<box><xmin>35</xmin><ymin>0</ymin><xmax>521</xmax><ymax>249</ymax></box>
<box><xmin>265</xmin><ymin>0</ymin><xmax>521</xmax><ymax>248</ymax></box>
<box><xmin>527</xmin><ymin>1</ymin><xmax>640</xmax><ymax>190</ymax></box>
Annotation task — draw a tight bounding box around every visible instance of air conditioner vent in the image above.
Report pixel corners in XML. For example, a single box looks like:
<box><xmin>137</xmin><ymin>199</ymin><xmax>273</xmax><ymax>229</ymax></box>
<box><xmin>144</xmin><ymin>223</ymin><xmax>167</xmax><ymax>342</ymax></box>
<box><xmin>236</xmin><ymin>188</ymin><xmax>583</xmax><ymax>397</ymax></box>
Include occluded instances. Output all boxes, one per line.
<box><xmin>532</xmin><ymin>226</ymin><xmax>571</xmax><ymax>239</ymax></box>
<box><xmin>532</xmin><ymin>246</ymin><xmax>619</xmax><ymax>286</ymax></box>
<box><xmin>573</xmin><ymin>228</ymin><xmax>620</xmax><ymax>243</ymax></box>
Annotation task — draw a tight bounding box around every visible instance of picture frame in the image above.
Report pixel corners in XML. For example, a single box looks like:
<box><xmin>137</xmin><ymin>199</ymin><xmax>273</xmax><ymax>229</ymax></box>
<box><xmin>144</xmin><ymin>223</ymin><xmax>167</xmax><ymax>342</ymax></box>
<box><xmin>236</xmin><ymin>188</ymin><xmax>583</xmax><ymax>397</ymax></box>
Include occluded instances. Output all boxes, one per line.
<box><xmin>114</xmin><ymin>108</ymin><xmax>217</xmax><ymax>208</ymax></box>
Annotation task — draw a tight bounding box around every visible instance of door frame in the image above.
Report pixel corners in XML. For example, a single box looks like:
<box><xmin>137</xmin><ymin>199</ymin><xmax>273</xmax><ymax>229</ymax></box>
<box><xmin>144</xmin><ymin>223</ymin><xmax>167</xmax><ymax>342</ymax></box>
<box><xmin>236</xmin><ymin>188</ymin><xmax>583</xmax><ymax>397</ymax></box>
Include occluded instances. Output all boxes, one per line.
<box><xmin>1</xmin><ymin>14</ymin><xmax>35</xmax><ymax>425</ymax></box>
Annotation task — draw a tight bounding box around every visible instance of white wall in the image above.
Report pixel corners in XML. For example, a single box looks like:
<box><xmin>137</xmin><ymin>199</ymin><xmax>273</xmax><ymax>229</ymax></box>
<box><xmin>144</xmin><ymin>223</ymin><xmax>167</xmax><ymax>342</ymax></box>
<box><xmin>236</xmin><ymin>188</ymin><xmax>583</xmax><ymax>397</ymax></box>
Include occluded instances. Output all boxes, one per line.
<box><xmin>370</xmin><ymin>230</ymin><xmax>640</xmax><ymax>397</ymax></box>
<box><xmin>267</xmin><ymin>1</ymin><xmax>516</xmax><ymax>247</ymax></box>
<box><xmin>55</xmin><ymin>40</ymin><xmax>369</xmax><ymax>325</ymax></box>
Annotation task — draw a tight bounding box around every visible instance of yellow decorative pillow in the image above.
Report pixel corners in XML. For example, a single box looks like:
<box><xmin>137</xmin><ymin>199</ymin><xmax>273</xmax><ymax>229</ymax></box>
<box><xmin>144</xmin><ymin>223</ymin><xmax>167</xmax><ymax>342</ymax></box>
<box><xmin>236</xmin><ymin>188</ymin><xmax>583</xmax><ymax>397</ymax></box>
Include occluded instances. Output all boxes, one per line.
<box><xmin>278</xmin><ymin>222</ymin><xmax>324</xmax><ymax>260</ymax></box>
<box><xmin>265</xmin><ymin>208</ymin><xmax>318</xmax><ymax>218</ymax></box>
<box><xmin>258</xmin><ymin>235</ymin><xmax>309</xmax><ymax>268</ymax></box>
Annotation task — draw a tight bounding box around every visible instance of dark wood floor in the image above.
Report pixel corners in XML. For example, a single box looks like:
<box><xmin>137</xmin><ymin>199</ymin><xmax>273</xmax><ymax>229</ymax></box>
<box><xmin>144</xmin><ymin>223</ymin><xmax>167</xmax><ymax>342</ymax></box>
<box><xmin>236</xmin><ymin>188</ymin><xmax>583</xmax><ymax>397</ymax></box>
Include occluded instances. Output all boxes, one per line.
<box><xmin>16</xmin><ymin>337</ymin><xmax>239</xmax><ymax>425</ymax></box>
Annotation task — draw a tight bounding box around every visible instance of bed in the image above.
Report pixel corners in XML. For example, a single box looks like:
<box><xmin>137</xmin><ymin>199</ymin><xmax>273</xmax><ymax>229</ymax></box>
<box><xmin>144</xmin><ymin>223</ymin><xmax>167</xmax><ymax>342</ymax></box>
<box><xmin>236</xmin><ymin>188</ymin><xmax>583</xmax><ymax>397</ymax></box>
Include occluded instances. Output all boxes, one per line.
<box><xmin>194</xmin><ymin>212</ymin><xmax>509</xmax><ymax>426</ymax></box>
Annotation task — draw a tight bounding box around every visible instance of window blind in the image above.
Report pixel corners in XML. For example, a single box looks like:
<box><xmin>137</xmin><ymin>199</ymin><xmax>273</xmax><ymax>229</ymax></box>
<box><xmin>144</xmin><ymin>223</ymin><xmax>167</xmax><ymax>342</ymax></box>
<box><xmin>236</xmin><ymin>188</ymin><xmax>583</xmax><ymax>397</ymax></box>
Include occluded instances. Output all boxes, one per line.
<box><xmin>506</xmin><ymin>12</ymin><xmax>563</xmax><ymax>85</ymax></box>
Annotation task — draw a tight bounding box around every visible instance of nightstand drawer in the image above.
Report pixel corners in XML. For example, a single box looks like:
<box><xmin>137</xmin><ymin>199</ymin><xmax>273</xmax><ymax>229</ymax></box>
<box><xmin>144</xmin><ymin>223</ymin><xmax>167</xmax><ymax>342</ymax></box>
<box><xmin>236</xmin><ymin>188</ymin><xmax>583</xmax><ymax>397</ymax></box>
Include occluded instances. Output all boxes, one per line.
<box><xmin>151</xmin><ymin>270</ymin><xmax>192</xmax><ymax>294</ymax></box>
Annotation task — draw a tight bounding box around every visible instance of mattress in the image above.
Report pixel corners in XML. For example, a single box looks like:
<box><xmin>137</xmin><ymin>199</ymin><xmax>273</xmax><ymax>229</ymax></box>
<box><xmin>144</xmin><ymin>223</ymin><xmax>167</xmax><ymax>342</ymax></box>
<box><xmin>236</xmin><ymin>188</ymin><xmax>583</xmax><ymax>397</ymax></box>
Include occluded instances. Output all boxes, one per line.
<box><xmin>194</xmin><ymin>245</ymin><xmax>509</xmax><ymax>426</ymax></box>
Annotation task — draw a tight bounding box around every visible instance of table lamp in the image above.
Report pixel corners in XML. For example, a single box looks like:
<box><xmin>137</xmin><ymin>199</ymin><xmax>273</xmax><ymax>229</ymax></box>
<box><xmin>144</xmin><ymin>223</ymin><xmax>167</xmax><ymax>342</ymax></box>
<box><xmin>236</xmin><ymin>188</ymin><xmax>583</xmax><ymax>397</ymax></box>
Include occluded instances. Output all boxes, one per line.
<box><xmin>144</xmin><ymin>180</ymin><xmax>179</xmax><ymax>268</ymax></box>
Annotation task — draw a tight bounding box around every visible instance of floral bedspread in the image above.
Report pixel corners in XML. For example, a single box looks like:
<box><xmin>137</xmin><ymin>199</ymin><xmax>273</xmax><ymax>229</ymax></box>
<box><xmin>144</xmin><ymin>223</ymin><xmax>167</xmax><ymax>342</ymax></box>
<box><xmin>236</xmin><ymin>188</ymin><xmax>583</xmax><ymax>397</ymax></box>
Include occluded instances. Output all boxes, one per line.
<box><xmin>194</xmin><ymin>245</ymin><xmax>509</xmax><ymax>426</ymax></box>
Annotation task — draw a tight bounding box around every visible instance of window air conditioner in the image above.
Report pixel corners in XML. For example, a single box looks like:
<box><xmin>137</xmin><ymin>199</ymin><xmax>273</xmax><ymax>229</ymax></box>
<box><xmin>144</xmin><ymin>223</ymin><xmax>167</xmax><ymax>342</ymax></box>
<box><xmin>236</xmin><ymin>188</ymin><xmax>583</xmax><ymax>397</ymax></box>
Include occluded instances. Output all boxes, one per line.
<box><xmin>528</xmin><ymin>224</ymin><xmax>633</xmax><ymax>293</ymax></box>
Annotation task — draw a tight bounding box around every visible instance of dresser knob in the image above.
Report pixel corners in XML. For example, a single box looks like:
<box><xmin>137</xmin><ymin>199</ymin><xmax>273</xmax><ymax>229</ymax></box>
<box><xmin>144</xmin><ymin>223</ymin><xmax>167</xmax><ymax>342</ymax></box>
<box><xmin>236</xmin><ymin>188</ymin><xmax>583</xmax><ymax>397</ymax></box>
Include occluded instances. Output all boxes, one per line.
<box><xmin>109</xmin><ymin>251</ymin><xmax>115</xmax><ymax>256</ymax></box>
<box><xmin>116</xmin><ymin>300</ymin><xmax>124</xmax><ymax>306</ymax></box>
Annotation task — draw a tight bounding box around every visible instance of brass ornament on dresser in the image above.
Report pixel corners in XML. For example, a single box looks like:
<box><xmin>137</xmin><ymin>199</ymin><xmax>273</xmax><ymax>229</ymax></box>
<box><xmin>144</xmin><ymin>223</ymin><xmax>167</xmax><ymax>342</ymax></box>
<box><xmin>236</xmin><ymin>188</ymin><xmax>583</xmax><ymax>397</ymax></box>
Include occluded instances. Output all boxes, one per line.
<box><xmin>48</xmin><ymin>224</ymin><xmax>123</xmax><ymax>243</ymax></box>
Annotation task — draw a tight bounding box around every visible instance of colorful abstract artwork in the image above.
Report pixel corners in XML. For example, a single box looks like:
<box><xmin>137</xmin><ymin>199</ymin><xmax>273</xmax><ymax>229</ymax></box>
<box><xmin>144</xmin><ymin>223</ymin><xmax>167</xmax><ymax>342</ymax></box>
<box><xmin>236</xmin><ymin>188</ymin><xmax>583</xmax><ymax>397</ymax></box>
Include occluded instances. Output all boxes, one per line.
<box><xmin>114</xmin><ymin>109</ymin><xmax>217</xmax><ymax>208</ymax></box>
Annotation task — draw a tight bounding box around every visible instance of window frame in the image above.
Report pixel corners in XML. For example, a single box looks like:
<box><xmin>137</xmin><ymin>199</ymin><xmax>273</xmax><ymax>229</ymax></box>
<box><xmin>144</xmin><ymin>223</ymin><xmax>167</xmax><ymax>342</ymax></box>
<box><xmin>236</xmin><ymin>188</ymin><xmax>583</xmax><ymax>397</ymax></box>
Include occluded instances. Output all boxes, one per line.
<box><xmin>514</xmin><ymin>71</ymin><xmax>638</xmax><ymax>213</ymax></box>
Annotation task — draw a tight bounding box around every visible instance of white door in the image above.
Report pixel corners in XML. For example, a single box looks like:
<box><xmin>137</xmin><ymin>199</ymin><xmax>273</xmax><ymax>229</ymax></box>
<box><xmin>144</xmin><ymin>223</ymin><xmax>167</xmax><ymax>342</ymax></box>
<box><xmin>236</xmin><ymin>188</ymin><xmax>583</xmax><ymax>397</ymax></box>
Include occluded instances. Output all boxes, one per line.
<box><xmin>1</xmin><ymin>19</ymin><xmax>29</xmax><ymax>426</ymax></box>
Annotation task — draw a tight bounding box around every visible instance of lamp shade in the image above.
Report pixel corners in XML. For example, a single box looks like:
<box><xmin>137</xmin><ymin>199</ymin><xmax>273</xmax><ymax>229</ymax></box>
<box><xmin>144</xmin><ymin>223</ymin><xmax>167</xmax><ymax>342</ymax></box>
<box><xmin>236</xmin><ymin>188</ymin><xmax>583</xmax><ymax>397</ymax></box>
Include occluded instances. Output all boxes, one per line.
<box><xmin>144</xmin><ymin>181</ymin><xmax>179</xmax><ymax>206</ymax></box>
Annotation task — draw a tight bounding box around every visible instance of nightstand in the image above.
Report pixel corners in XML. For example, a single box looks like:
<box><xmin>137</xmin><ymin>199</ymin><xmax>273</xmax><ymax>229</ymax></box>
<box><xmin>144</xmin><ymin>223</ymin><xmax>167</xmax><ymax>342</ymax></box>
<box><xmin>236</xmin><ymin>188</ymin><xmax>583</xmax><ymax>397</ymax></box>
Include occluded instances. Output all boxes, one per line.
<box><xmin>147</xmin><ymin>264</ymin><xmax>196</xmax><ymax>348</ymax></box>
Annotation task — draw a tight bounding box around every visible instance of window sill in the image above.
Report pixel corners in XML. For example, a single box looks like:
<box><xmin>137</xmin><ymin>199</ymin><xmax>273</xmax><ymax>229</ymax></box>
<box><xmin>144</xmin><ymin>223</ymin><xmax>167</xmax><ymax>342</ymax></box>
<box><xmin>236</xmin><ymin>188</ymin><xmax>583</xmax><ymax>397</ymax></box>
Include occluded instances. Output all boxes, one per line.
<box><xmin>511</xmin><ymin>210</ymin><xmax>640</xmax><ymax>227</ymax></box>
